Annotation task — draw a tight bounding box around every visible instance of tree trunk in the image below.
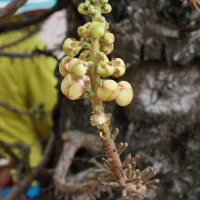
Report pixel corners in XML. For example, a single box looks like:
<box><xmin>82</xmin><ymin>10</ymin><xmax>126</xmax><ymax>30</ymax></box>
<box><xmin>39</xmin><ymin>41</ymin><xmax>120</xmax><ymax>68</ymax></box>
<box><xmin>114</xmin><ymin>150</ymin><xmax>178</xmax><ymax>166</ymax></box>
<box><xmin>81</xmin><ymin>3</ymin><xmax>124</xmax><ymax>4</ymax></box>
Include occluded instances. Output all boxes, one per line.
<box><xmin>52</xmin><ymin>0</ymin><xmax>200</xmax><ymax>200</ymax></box>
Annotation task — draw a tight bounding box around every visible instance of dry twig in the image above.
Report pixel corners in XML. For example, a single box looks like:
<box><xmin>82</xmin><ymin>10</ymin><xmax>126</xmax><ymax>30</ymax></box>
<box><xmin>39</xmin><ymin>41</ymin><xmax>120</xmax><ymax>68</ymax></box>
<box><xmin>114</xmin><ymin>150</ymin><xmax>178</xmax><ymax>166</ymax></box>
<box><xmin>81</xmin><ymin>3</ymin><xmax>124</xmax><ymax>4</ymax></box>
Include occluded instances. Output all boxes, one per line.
<box><xmin>3</xmin><ymin>134</ymin><xmax>55</xmax><ymax>200</ymax></box>
<box><xmin>0</xmin><ymin>0</ymin><xmax>27</xmax><ymax>20</ymax></box>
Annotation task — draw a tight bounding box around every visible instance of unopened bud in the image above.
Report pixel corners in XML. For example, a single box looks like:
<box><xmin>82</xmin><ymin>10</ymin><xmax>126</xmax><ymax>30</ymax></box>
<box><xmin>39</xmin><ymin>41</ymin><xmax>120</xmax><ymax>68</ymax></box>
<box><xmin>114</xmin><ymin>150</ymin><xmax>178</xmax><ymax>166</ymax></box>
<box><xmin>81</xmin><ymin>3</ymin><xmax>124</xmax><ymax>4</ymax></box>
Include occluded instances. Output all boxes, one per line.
<box><xmin>89</xmin><ymin>21</ymin><xmax>105</xmax><ymax>39</ymax></box>
<box><xmin>79</xmin><ymin>50</ymin><xmax>91</xmax><ymax>62</ymax></box>
<box><xmin>100</xmin><ymin>31</ymin><xmax>114</xmax><ymax>46</ymax></box>
<box><xmin>78</xmin><ymin>22</ymin><xmax>91</xmax><ymax>38</ymax></box>
<box><xmin>97</xmin><ymin>62</ymin><xmax>114</xmax><ymax>77</ymax></box>
<box><xmin>88</xmin><ymin>5</ymin><xmax>97</xmax><ymax>14</ymax></box>
<box><xmin>59</xmin><ymin>56</ymin><xmax>73</xmax><ymax>77</ymax></box>
<box><xmin>101</xmin><ymin>3</ymin><xmax>112</xmax><ymax>14</ymax></box>
<box><xmin>100</xmin><ymin>44</ymin><xmax>113</xmax><ymax>55</ymax></box>
<box><xmin>68</xmin><ymin>58</ymin><xmax>88</xmax><ymax>79</ymax></box>
<box><xmin>61</xmin><ymin>75</ymin><xmax>84</xmax><ymax>100</ymax></box>
<box><xmin>63</xmin><ymin>38</ymin><xmax>84</xmax><ymax>57</ymax></box>
<box><xmin>85</xmin><ymin>0</ymin><xmax>91</xmax><ymax>7</ymax></box>
<box><xmin>78</xmin><ymin>3</ymin><xmax>89</xmax><ymax>15</ymax></box>
<box><xmin>83</xmin><ymin>75</ymin><xmax>91</xmax><ymax>88</ymax></box>
<box><xmin>111</xmin><ymin>58</ymin><xmax>126</xmax><ymax>78</ymax></box>
<box><xmin>97</xmin><ymin>80</ymin><xmax>120</xmax><ymax>101</ymax></box>
<box><xmin>98</xmin><ymin>52</ymin><xmax>109</xmax><ymax>63</ymax></box>
<box><xmin>115</xmin><ymin>81</ymin><xmax>133</xmax><ymax>106</ymax></box>
<box><xmin>100</xmin><ymin>0</ymin><xmax>108</xmax><ymax>7</ymax></box>
<box><xmin>99</xmin><ymin>16</ymin><xmax>109</xmax><ymax>30</ymax></box>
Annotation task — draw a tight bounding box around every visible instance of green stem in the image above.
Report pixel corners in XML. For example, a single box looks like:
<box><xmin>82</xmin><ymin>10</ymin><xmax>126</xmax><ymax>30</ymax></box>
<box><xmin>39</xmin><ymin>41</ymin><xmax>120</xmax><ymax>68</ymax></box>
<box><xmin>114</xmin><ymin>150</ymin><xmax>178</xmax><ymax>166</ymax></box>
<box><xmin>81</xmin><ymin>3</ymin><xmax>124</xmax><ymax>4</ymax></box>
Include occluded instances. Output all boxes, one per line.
<box><xmin>90</xmin><ymin>6</ymin><xmax>102</xmax><ymax>113</ymax></box>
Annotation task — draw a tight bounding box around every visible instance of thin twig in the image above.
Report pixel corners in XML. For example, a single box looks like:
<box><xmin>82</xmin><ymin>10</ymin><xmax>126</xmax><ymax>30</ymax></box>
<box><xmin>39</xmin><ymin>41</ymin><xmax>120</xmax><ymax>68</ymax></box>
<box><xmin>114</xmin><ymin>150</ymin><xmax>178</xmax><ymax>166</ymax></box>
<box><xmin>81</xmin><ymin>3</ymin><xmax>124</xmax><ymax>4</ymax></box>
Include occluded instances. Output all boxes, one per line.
<box><xmin>0</xmin><ymin>140</ymin><xmax>21</xmax><ymax>165</ymax></box>
<box><xmin>0</xmin><ymin>1</ymin><xmax>69</xmax><ymax>31</ymax></box>
<box><xmin>0</xmin><ymin>28</ymin><xmax>39</xmax><ymax>50</ymax></box>
<box><xmin>3</xmin><ymin>134</ymin><xmax>55</xmax><ymax>200</ymax></box>
<box><xmin>0</xmin><ymin>99</ymin><xmax>34</xmax><ymax>117</ymax></box>
<box><xmin>0</xmin><ymin>0</ymin><xmax>27</xmax><ymax>20</ymax></box>
<box><xmin>0</xmin><ymin>48</ymin><xmax>57</xmax><ymax>59</ymax></box>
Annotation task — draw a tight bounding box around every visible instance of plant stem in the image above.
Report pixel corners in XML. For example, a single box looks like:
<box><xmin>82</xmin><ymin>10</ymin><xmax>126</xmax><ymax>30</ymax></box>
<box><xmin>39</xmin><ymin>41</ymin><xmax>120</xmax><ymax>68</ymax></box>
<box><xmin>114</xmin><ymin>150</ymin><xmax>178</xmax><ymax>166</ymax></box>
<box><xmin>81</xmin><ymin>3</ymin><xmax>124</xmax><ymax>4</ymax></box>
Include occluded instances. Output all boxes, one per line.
<box><xmin>90</xmin><ymin>6</ymin><xmax>102</xmax><ymax>113</ymax></box>
<box><xmin>89</xmin><ymin>5</ymin><xmax>126</xmax><ymax>188</ymax></box>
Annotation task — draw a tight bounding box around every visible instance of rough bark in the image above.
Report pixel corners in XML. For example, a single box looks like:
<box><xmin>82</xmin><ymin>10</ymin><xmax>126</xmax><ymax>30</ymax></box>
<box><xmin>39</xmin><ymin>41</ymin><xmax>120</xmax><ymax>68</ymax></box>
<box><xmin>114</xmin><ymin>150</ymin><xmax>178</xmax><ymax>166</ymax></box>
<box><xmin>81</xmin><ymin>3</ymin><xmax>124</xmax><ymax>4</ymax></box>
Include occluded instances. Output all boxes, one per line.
<box><xmin>53</xmin><ymin>0</ymin><xmax>200</xmax><ymax>200</ymax></box>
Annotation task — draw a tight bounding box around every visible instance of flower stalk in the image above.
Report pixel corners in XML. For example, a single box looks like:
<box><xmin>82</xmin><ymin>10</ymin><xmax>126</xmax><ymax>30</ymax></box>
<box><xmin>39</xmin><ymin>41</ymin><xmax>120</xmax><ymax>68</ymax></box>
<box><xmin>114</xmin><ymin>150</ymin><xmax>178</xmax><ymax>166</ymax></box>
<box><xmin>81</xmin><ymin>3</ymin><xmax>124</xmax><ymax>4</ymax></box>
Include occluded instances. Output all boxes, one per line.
<box><xmin>59</xmin><ymin>0</ymin><xmax>159</xmax><ymax>198</ymax></box>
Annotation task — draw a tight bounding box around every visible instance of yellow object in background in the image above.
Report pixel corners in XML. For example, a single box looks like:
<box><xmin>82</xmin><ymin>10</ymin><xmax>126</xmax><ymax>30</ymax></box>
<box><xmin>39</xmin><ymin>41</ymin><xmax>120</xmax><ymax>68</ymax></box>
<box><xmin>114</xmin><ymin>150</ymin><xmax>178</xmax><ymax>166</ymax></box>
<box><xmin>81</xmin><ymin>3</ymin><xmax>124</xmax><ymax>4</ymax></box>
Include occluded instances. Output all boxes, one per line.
<box><xmin>0</xmin><ymin>29</ymin><xmax>58</xmax><ymax>168</ymax></box>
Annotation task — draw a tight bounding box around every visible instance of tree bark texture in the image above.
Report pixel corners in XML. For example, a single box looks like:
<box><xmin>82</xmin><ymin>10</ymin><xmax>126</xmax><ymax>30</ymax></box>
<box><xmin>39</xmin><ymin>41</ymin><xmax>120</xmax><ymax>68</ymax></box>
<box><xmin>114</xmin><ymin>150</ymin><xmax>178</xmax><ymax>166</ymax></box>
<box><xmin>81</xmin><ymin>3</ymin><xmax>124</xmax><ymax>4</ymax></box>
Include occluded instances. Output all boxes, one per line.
<box><xmin>53</xmin><ymin>0</ymin><xmax>200</xmax><ymax>200</ymax></box>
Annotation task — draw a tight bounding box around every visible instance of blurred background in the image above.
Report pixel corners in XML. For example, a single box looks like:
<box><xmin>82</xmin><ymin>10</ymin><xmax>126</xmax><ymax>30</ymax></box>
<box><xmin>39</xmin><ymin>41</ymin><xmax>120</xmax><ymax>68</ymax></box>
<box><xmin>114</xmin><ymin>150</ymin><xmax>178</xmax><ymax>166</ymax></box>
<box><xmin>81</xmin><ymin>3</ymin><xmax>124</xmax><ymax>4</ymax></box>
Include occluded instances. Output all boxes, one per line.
<box><xmin>0</xmin><ymin>0</ymin><xmax>200</xmax><ymax>200</ymax></box>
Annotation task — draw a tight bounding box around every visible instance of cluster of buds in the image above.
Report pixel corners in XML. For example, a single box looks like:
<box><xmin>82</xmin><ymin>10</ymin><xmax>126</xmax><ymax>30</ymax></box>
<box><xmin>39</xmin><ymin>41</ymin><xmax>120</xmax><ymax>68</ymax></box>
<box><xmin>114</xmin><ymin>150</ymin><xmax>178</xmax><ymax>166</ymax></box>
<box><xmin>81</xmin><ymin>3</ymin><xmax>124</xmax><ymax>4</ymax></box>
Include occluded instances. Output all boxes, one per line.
<box><xmin>59</xmin><ymin>0</ymin><xmax>159</xmax><ymax>199</ymax></box>
<box><xmin>78</xmin><ymin>0</ymin><xmax>112</xmax><ymax>16</ymax></box>
<box><xmin>59</xmin><ymin>56</ymin><xmax>92</xmax><ymax>100</ymax></box>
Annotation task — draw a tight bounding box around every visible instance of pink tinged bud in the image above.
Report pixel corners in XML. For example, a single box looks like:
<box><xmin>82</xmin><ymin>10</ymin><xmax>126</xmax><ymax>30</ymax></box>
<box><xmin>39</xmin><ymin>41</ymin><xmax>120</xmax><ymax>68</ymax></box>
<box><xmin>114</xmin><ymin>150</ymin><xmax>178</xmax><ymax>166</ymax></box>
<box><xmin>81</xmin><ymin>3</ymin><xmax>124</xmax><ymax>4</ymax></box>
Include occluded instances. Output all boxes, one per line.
<box><xmin>61</xmin><ymin>75</ymin><xmax>84</xmax><ymax>100</ymax></box>
<box><xmin>100</xmin><ymin>44</ymin><xmax>113</xmax><ymax>55</ymax></box>
<box><xmin>89</xmin><ymin>21</ymin><xmax>105</xmax><ymax>39</ymax></box>
<box><xmin>101</xmin><ymin>3</ymin><xmax>112</xmax><ymax>14</ymax></box>
<box><xmin>63</xmin><ymin>38</ymin><xmax>84</xmax><ymax>57</ymax></box>
<box><xmin>59</xmin><ymin>56</ymin><xmax>73</xmax><ymax>77</ymax></box>
<box><xmin>100</xmin><ymin>31</ymin><xmax>115</xmax><ymax>46</ymax></box>
<box><xmin>115</xmin><ymin>81</ymin><xmax>133</xmax><ymax>107</ymax></box>
<box><xmin>68</xmin><ymin>58</ymin><xmax>88</xmax><ymax>79</ymax></box>
<box><xmin>78</xmin><ymin>3</ymin><xmax>89</xmax><ymax>15</ymax></box>
<box><xmin>97</xmin><ymin>80</ymin><xmax>120</xmax><ymax>102</ymax></box>
<box><xmin>78</xmin><ymin>22</ymin><xmax>91</xmax><ymax>38</ymax></box>
<box><xmin>97</xmin><ymin>62</ymin><xmax>114</xmax><ymax>77</ymax></box>
<box><xmin>79</xmin><ymin>50</ymin><xmax>91</xmax><ymax>62</ymax></box>
<box><xmin>111</xmin><ymin>58</ymin><xmax>126</xmax><ymax>78</ymax></box>
<box><xmin>83</xmin><ymin>75</ymin><xmax>91</xmax><ymax>88</ymax></box>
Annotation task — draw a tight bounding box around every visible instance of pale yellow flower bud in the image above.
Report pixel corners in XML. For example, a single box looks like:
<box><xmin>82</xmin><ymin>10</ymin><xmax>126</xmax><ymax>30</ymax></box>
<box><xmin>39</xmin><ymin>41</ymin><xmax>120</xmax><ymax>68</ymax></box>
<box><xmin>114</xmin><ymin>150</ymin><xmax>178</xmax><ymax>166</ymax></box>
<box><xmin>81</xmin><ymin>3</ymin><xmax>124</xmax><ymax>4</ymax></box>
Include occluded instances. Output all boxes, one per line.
<box><xmin>97</xmin><ymin>62</ymin><xmax>114</xmax><ymax>77</ymax></box>
<box><xmin>63</xmin><ymin>38</ymin><xmax>84</xmax><ymax>57</ymax></box>
<box><xmin>97</xmin><ymin>80</ymin><xmax>120</xmax><ymax>101</ymax></box>
<box><xmin>100</xmin><ymin>44</ymin><xmax>113</xmax><ymax>55</ymax></box>
<box><xmin>61</xmin><ymin>75</ymin><xmax>84</xmax><ymax>100</ymax></box>
<box><xmin>115</xmin><ymin>81</ymin><xmax>133</xmax><ymax>106</ymax></box>
<box><xmin>78</xmin><ymin>22</ymin><xmax>91</xmax><ymax>38</ymax></box>
<box><xmin>79</xmin><ymin>50</ymin><xmax>91</xmax><ymax>62</ymax></box>
<box><xmin>89</xmin><ymin>21</ymin><xmax>105</xmax><ymax>39</ymax></box>
<box><xmin>59</xmin><ymin>56</ymin><xmax>73</xmax><ymax>77</ymax></box>
<box><xmin>111</xmin><ymin>58</ymin><xmax>126</xmax><ymax>78</ymax></box>
<box><xmin>100</xmin><ymin>31</ymin><xmax>115</xmax><ymax>46</ymax></box>
<box><xmin>68</xmin><ymin>58</ymin><xmax>88</xmax><ymax>79</ymax></box>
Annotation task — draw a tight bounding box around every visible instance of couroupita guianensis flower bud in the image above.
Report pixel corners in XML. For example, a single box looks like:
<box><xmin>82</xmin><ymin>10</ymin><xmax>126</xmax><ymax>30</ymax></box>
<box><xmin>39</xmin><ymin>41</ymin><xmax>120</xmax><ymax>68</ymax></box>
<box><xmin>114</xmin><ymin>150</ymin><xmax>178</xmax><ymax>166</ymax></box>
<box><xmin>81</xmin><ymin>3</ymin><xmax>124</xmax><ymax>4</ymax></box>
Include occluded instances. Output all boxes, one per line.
<box><xmin>88</xmin><ymin>5</ymin><xmax>97</xmax><ymax>14</ymax></box>
<box><xmin>78</xmin><ymin>3</ymin><xmax>89</xmax><ymax>15</ymax></box>
<box><xmin>111</xmin><ymin>58</ymin><xmax>126</xmax><ymax>78</ymax></box>
<box><xmin>68</xmin><ymin>58</ymin><xmax>88</xmax><ymax>79</ymax></box>
<box><xmin>100</xmin><ymin>0</ymin><xmax>108</xmax><ymax>7</ymax></box>
<box><xmin>78</xmin><ymin>75</ymin><xmax>91</xmax><ymax>99</ymax></box>
<box><xmin>98</xmin><ymin>52</ymin><xmax>109</xmax><ymax>63</ymax></box>
<box><xmin>90</xmin><ymin>0</ymin><xmax>99</xmax><ymax>4</ymax></box>
<box><xmin>97</xmin><ymin>80</ymin><xmax>120</xmax><ymax>101</ymax></box>
<box><xmin>85</xmin><ymin>0</ymin><xmax>91</xmax><ymax>7</ymax></box>
<box><xmin>63</xmin><ymin>38</ymin><xmax>84</xmax><ymax>57</ymax></box>
<box><xmin>83</xmin><ymin>75</ymin><xmax>91</xmax><ymax>88</ymax></box>
<box><xmin>115</xmin><ymin>81</ymin><xmax>133</xmax><ymax>106</ymax></box>
<box><xmin>59</xmin><ymin>56</ymin><xmax>73</xmax><ymax>77</ymax></box>
<box><xmin>78</xmin><ymin>22</ymin><xmax>91</xmax><ymax>38</ymax></box>
<box><xmin>97</xmin><ymin>62</ymin><xmax>114</xmax><ymax>77</ymax></box>
<box><xmin>100</xmin><ymin>31</ymin><xmax>115</xmax><ymax>46</ymax></box>
<box><xmin>98</xmin><ymin>16</ymin><xmax>109</xmax><ymax>30</ymax></box>
<box><xmin>79</xmin><ymin>50</ymin><xmax>91</xmax><ymax>62</ymax></box>
<box><xmin>100</xmin><ymin>44</ymin><xmax>113</xmax><ymax>55</ymax></box>
<box><xmin>101</xmin><ymin>3</ymin><xmax>112</xmax><ymax>14</ymax></box>
<box><xmin>81</xmin><ymin>37</ymin><xmax>91</xmax><ymax>43</ymax></box>
<box><xmin>89</xmin><ymin>21</ymin><xmax>105</xmax><ymax>39</ymax></box>
<box><xmin>61</xmin><ymin>75</ymin><xmax>84</xmax><ymax>100</ymax></box>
